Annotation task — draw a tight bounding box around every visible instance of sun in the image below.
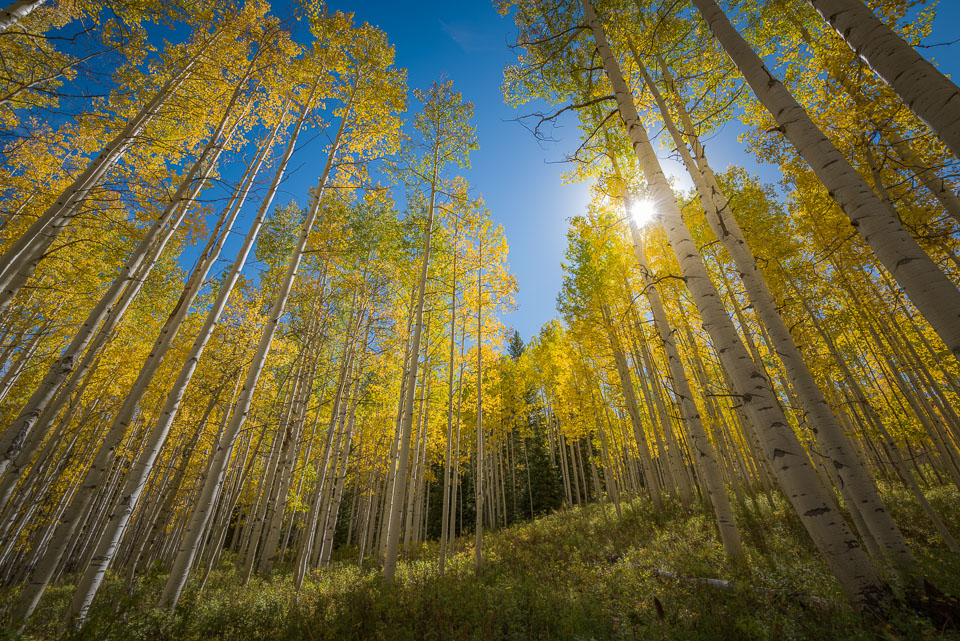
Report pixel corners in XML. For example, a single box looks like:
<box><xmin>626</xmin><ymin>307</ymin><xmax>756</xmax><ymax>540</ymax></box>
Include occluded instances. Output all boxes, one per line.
<box><xmin>630</xmin><ymin>199</ymin><xmax>656</xmax><ymax>227</ymax></box>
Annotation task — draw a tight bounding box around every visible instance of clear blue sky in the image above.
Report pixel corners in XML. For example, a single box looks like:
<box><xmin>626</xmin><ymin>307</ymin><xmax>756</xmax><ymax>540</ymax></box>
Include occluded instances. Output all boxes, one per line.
<box><xmin>257</xmin><ymin>1</ymin><xmax>960</xmax><ymax>344</ymax></box>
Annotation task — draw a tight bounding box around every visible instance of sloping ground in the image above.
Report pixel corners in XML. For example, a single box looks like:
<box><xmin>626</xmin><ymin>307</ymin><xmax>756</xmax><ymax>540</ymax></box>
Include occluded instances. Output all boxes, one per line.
<box><xmin>7</xmin><ymin>485</ymin><xmax>960</xmax><ymax>641</ymax></box>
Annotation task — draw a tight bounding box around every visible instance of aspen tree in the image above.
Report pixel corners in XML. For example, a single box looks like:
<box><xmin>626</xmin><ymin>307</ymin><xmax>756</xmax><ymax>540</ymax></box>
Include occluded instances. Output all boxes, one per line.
<box><xmin>628</xmin><ymin>44</ymin><xmax>914</xmax><ymax>577</ymax></box>
<box><xmin>804</xmin><ymin>0</ymin><xmax>960</xmax><ymax>160</ymax></box>
<box><xmin>0</xmin><ymin>0</ymin><xmax>46</xmax><ymax>32</ymax></box>
<box><xmin>158</xmin><ymin>14</ymin><xmax>404</xmax><ymax>606</ymax></box>
<box><xmin>689</xmin><ymin>0</ymin><xmax>960</xmax><ymax>364</ymax></box>
<box><xmin>0</xmin><ymin>48</ymin><xmax>261</xmax><ymax>483</ymax></box>
<box><xmin>0</xmin><ymin>18</ymin><xmax>235</xmax><ymax>307</ymax></box>
<box><xmin>45</xmin><ymin>107</ymin><xmax>294</xmax><ymax>630</ymax></box>
<box><xmin>579</xmin><ymin>0</ymin><xmax>887</xmax><ymax>605</ymax></box>
<box><xmin>382</xmin><ymin>81</ymin><xmax>476</xmax><ymax>580</ymax></box>
<box><xmin>475</xmin><ymin>228</ymin><xmax>485</xmax><ymax>571</ymax></box>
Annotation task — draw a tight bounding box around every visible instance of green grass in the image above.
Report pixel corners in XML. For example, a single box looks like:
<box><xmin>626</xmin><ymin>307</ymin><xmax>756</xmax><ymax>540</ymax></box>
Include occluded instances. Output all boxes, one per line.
<box><xmin>4</xmin><ymin>485</ymin><xmax>960</xmax><ymax>640</ymax></box>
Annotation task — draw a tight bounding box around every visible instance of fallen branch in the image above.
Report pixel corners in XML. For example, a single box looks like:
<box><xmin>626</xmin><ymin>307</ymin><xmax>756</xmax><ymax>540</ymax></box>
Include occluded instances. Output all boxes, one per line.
<box><xmin>651</xmin><ymin>568</ymin><xmax>830</xmax><ymax>610</ymax></box>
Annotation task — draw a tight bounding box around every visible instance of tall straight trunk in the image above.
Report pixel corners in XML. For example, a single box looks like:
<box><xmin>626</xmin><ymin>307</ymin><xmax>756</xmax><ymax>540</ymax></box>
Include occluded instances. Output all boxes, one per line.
<box><xmin>382</xmin><ymin>145</ymin><xmax>441</xmax><ymax>580</ymax></box>
<box><xmin>449</xmin><ymin>362</ymin><xmax>465</xmax><ymax>542</ymax></box>
<box><xmin>17</xmin><ymin>90</ymin><xmax>308</xmax><ymax>629</ymax></box>
<box><xmin>294</xmin><ymin>296</ymin><xmax>355</xmax><ymax>585</ymax></box>
<box><xmin>806</xmin><ymin>0</ymin><xmax>960</xmax><ymax>159</ymax></box>
<box><xmin>602</xmin><ymin>308</ymin><xmax>662</xmax><ymax>509</ymax></box>
<box><xmin>634</xmin><ymin>326</ymin><xmax>695</xmax><ymax>503</ymax></box>
<box><xmin>583</xmin><ymin>0</ymin><xmax>885</xmax><ymax>605</ymax></box>
<box><xmin>320</xmin><ymin>332</ymin><xmax>369</xmax><ymax>565</ymax></box>
<box><xmin>404</xmin><ymin>315</ymin><xmax>432</xmax><ymax>552</ymax></box>
<box><xmin>258</xmin><ymin>352</ymin><xmax>319</xmax><ymax>574</ymax></box>
<box><xmin>474</xmin><ymin>237</ymin><xmax>484</xmax><ymax>572</ymax></box>
<box><xmin>637</xmin><ymin>50</ymin><xmax>914</xmax><ymax>577</ymax></box>
<box><xmin>377</xmin><ymin>289</ymin><xmax>417</xmax><ymax>560</ymax></box>
<box><xmin>690</xmin><ymin>0</ymin><xmax>960</xmax><ymax>365</ymax></box>
<box><xmin>439</xmin><ymin>224</ymin><xmax>459</xmax><ymax>571</ymax></box>
<box><xmin>156</xmin><ymin>85</ymin><xmax>344</xmax><ymax>611</ymax></box>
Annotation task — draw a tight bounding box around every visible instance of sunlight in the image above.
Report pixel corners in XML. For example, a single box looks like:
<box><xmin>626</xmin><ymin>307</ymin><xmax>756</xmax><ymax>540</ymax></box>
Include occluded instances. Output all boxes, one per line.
<box><xmin>630</xmin><ymin>199</ymin><xmax>656</xmax><ymax>227</ymax></box>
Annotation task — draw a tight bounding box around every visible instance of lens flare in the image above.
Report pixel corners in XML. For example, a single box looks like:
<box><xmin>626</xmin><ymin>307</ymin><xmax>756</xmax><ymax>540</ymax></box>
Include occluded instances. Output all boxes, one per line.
<box><xmin>630</xmin><ymin>199</ymin><xmax>656</xmax><ymax>227</ymax></box>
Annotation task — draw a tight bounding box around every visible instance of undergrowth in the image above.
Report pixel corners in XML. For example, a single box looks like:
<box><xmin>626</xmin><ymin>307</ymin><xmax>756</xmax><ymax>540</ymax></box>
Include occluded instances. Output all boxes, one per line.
<box><xmin>3</xmin><ymin>485</ymin><xmax>959</xmax><ymax>640</ymax></box>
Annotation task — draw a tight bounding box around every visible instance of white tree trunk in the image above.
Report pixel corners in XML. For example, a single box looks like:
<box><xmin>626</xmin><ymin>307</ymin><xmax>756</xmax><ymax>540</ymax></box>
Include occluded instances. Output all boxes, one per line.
<box><xmin>474</xmin><ymin>237</ymin><xmax>484</xmax><ymax>572</ymax></box>
<box><xmin>0</xmin><ymin>0</ymin><xmax>44</xmax><ymax>31</ymax></box>
<box><xmin>582</xmin><ymin>0</ymin><xmax>886</xmax><ymax>605</ymax></box>
<box><xmin>807</xmin><ymin>0</ymin><xmax>960</xmax><ymax>159</ymax></box>
<box><xmin>0</xmin><ymin>61</ymin><xmax>254</xmax><ymax>485</ymax></box>
<box><xmin>637</xmin><ymin>49</ymin><xmax>914</xmax><ymax>577</ymax></box>
<box><xmin>54</xmin><ymin>114</ymin><xmax>289</xmax><ymax>629</ymax></box>
<box><xmin>691</xmin><ymin>0</ymin><xmax>960</xmax><ymax>364</ymax></box>
<box><xmin>382</xmin><ymin>151</ymin><xmax>440</xmax><ymax>579</ymax></box>
<box><xmin>156</xmin><ymin>84</ymin><xmax>342</xmax><ymax>611</ymax></box>
<box><xmin>0</xmin><ymin>30</ymin><xmax>218</xmax><ymax>305</ymax></box>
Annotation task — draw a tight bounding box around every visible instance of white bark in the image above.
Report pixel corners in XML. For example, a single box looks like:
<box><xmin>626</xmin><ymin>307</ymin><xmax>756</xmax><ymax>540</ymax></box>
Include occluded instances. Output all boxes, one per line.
<box><xmin>0</xmin><ymin>0</ymin><xmax>44</xmax><ymax>31</ymax></box>
<box><xmin>602</xmin><ymin>307</ymin><xmax>662</xmax><ymax>510</ymax></box>
<box><xmin>692</xmin><ymin>0</ymin><xmax>960</xmax><ymax>364</ymax></box>
<box><xmin>582</xmin><ymin>0</ymin><xmax>886</xmax><ymax>605</ymax></box>
<box><xmin>382</xmin><ymin>146</ymin><xmax>441</xmax><ymax>579</ymax></box>
<box><xmin>807</xmin><ymin>0</ymin><xmax>960</xmax><ymax>159</ymax></box>
<box><xmin>638</xmin><ymin>49</ymin><xmax>913</xmax><ymax>577</ymax></box>
<box><xmin>157</xmin><ymin>84</ymin><xmax>342</xmax><ymax>610</ymax></box>
<box><xmin>627</xmin><ymin>230</ymin><xmax>744</xmax><ymax>560</ymax></box>
<box><xmin>0</xmin><ymin>31</ymin><xmax>218</xmax><ymax>306</ymax></box>
<box><xmin>0</xmin><ymin>66</ymin><xmax>254</xmax><ymax>493</ymax></box>
<box><xmin>54</xmin><ymin>114</ymin><xmax>288</xmax><ymax>628</ymax></box>
<box><xmin>474</xmin><ymin>237</ymin><xmax>484</xmax><ymax>572</ymax></box>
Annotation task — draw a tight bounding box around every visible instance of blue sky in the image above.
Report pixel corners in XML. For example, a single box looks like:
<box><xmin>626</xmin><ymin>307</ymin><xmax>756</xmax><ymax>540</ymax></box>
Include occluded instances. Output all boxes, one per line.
<box><xmin>228</xmin><ymin>1</ymin><xmax>960</xmax><ymax>345</ymax></box>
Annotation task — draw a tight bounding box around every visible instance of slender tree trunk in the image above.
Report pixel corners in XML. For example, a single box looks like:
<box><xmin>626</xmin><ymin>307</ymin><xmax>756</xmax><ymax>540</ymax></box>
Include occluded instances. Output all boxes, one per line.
<box><xmin>638</xmin><ymin>49</ymin><xmax>915</xmax><ymax>578</ymax></box>
<box><xmin>0</xmin><ymin>29</ymin><xmax>219</xmax><ymax>304</ymax></box>
<box><xmin>602</xmin><ymin>307</ymin><xmax>662</xmax><ymax>510</ymax></box>
<box><xmin>0</xmin><ymin>62</ymin><xmax>254</xmax><ymax>483</ymax></box>
<box><xmin>156</xmin><ymin>85</ymin><xmax>346</xmax><ymax>611</ymax></box>
<box><xmin>474</xmin><ymin>237</ymin><xmax>484</xmax><ymax>572</ymax></box>
<box><xmin>383</xmin><ymin>144</ymin><xmax>441</xmax><ymax>580</ymax></box>
<box><xmin>439</xmin><ymin>223</ymin><xmax>459</xmax><ymax>571</ymax></box>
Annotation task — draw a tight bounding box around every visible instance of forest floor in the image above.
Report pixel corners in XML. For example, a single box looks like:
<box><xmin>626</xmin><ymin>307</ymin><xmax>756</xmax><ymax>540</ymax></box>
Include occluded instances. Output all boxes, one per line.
<box><xmin>4</xmin><ymin>485</ymin><xmax>960</xmax><ymax>641</ymax></box>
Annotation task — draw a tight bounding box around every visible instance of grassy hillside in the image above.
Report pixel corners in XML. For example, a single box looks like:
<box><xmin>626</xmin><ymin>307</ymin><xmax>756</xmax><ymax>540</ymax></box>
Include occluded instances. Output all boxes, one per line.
<box><xmin>6</xmin><ymin>486</ymin><xmax>960</xmax><ymax>641</ymax></box>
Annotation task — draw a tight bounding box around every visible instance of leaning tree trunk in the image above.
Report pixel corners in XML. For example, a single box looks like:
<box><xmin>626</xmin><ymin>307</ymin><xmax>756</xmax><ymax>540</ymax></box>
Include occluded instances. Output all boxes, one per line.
<box><xmin>606</xmin><ymin>137</ymin><xmax>744</xmax><ymax>560</ymax></box>
<box><xmin>0</xmin><ymin>57</ymin><xmax>256</xmax><ymax>486</ymax></box>
<box><xmin>626</xmin><ymin>225</ymin><xmax>745</xmax><ymax>561</ymax></box>
<box><xmin>690</xmin><ymin>0</ymin><xmax>960</xmax><ymax>366</ymax></box>
<box><xmin>582</xmin><ymin>0</ymin><xmax>887</xmax><ymax>606</ymax></box>
<box><xmin>634</xmin><ymin>48</ymin><xmax>914</xmax><ymax>578</ymax></box>
<box><xmin>0</xmin><ymin>29</ymin><xmax>219</xmax><ymax>306</ymax></box>
<box><xmin>806</xmin><ymin>0</ymin><xmax>960</xmax><ymax>160</ymax></box>
<box><xmin>49</xmin><ymin>113</ymin><xmax>292</xmax><ymax>631</ymax></box>
<box><xmin>601</xmin><ymin>305</ymin><xmax>663</xmax><ymax>511</ymax></box>
<box><xmin>0</xmin><ymin>0</ymin><xmax>45</xmax><ymax>32</ymax></box>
